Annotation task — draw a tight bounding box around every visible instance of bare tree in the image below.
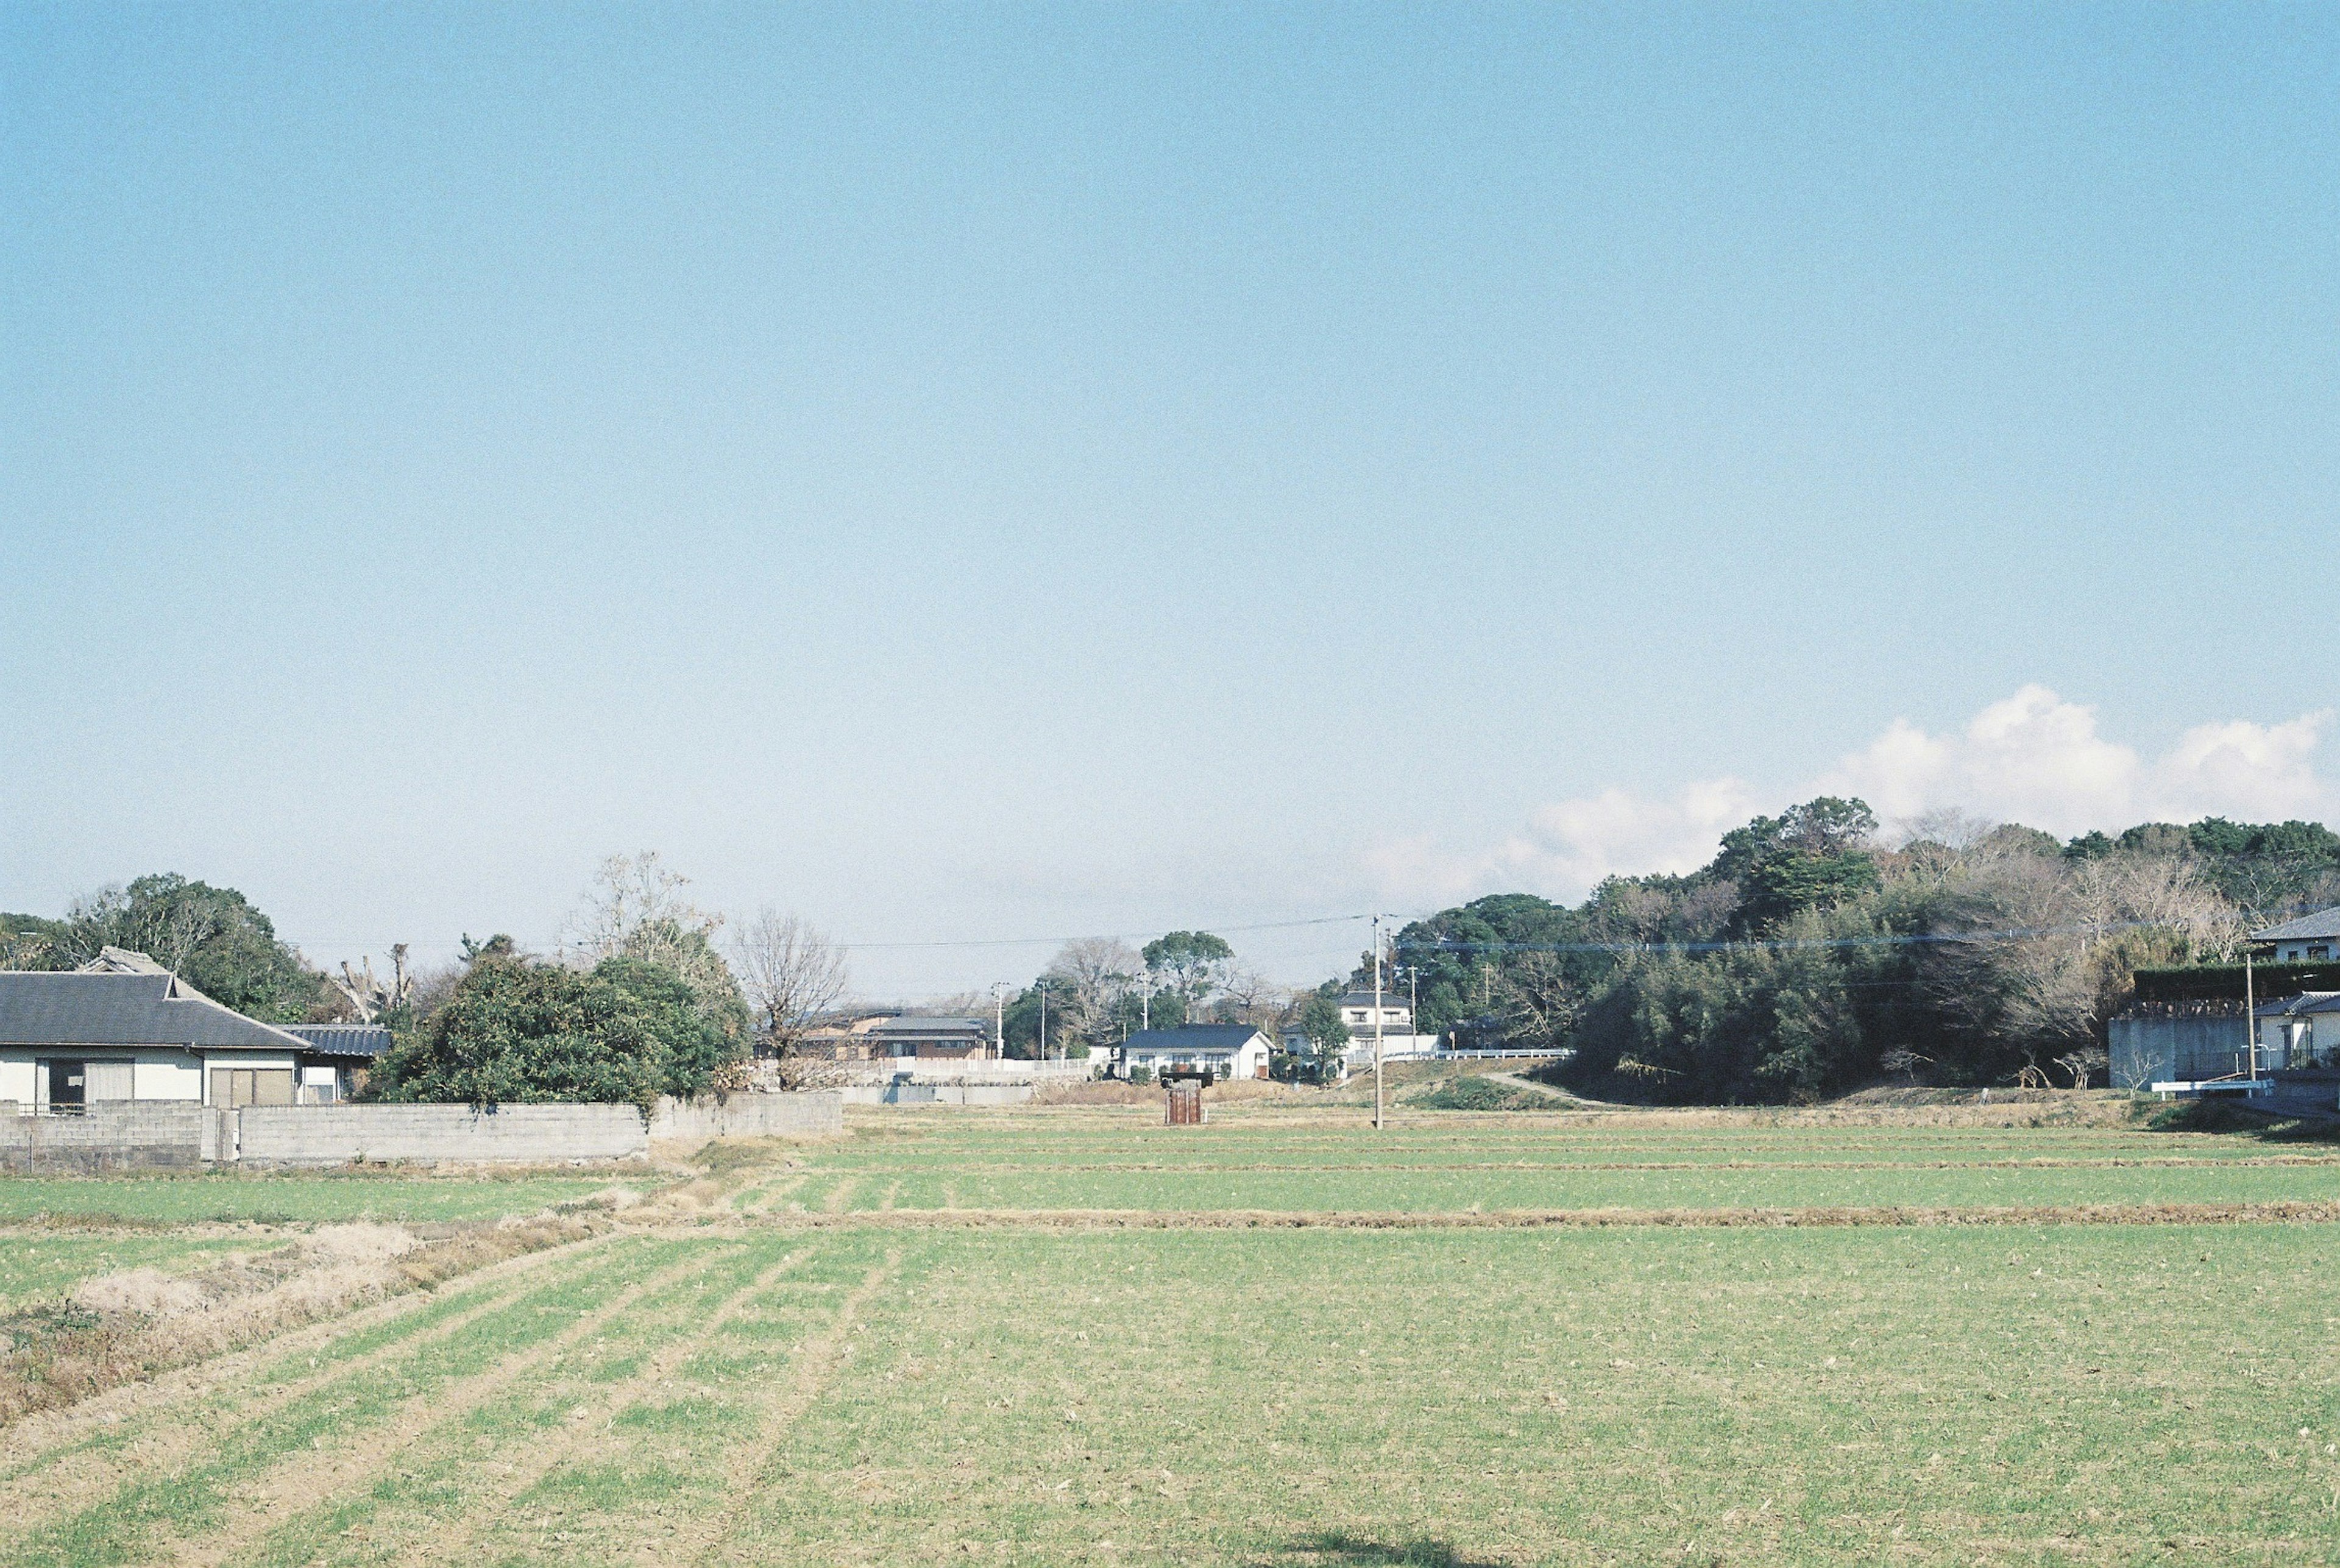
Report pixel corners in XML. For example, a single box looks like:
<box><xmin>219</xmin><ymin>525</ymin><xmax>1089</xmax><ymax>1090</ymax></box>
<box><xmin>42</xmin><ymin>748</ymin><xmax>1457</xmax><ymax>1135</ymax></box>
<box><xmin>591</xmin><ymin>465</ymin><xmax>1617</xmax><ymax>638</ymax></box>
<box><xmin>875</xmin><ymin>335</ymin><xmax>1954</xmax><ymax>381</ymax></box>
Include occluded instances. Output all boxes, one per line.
<box><xmin>729</xmin><ymin>908</ymin><xmax>851</xmax><ymax>1058</ymax></box>
<box><xmin>1896</xmin><ymin>808</ymin><xmax>1998</xmax><ymax>853</ymax></box>
<box><xmin>562</xmin><ymin>851</ymin><xmax>742</xmax><ymax>1008</ymax></box>
<box><xmin>1494</xmin><ymin>952</ymin><xmax>1580</xmax><ymax>1052</ymax></box>
<box><xmin>2053</xmin><ymin>1047</ymin><xmax>2110</xmax><ymax>1090</ymax></box>
<box><xmin>1213</xmin><ymin>968</ymin><xmax>1286</xmax><ymax>1027</ymax></box>
<box><xmin>326</xmin><ymin>945</ymin><xmax>414</xmax><ymax>1023</ymax></box>
<box><xmin>1045</xmin><ymin>938</ymin><xmax>1141</xmax><ymax>1055</ymax></box>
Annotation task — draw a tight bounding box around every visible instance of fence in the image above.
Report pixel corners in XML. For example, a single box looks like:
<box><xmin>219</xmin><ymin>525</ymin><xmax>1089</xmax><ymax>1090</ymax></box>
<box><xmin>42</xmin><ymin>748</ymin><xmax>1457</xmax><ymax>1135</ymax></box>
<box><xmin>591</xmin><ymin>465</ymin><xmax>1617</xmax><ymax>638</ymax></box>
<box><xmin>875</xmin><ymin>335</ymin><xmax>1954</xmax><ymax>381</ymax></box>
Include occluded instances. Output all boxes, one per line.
<box><xmin>839</xmin><ymin>1082</ymin><xmax>1034</xmax><ymax>1106</ymax></box>
<box><xmin>648</xmin><ymin>1092</ymin><xmax>846</xmax><ymax>1141</ymax></box>
<box><xmin>0</xmin><ymin>1101</ymin><xmax>207</xmax><ymax>1172</ymax></box>
<box><xmin>835</xmin><ymin>1059</ymin><xmax>1093</xmax><ymax>1086</ymax></box>
<box><xmin>2</xmin><ymin>1091</ymin><xmax>844</xmax><ymax>1169</ymax></box>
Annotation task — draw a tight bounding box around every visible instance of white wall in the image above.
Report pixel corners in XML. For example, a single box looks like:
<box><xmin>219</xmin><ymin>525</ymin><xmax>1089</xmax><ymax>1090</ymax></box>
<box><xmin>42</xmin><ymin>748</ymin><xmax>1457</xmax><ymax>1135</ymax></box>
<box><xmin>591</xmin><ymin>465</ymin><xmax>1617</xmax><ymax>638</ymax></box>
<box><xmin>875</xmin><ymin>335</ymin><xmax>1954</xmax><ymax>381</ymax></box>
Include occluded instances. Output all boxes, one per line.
<box><xmin>0</xmin><ymin>1053</ymin><xmax>34</xmax><ymax>1111</ymax></box>
<box><xmin>135</xmin><ymin>1051</ymin><xmax>204</xmax><ymax>1101</ymax></box>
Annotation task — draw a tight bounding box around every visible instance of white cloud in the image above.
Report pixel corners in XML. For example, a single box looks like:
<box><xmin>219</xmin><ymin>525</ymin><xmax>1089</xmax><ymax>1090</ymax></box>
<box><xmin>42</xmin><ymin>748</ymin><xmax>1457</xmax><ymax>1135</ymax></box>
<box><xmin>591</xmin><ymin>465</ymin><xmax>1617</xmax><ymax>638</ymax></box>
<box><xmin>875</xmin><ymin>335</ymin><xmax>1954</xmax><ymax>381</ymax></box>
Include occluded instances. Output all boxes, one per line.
<box><xmin>1364</xmin><ymin>778</ymin><xmax>1758</xmax><ymax>908</ymax></box>
<box><xmin>1369</xmin><ymin>687</ymin><xmax>2338</xmax><ymax>908</ymax></box>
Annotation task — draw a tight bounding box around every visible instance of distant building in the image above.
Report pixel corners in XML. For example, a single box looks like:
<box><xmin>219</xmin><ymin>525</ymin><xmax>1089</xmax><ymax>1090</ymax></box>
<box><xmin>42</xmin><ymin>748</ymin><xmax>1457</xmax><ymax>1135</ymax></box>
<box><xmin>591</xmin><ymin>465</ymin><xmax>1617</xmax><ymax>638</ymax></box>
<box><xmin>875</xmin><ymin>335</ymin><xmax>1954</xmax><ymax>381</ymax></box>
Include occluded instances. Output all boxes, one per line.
<box><xmin>1118</xmin><ymin>1024</ymin><xmax>1272</xmax><ymax>1084</ymax></box>
<box><xmin>1280</xmin><ymin>988</ymin><xmax>1444</xmax><ymax>1064</ymax></box>
<box><xmin>2254</xmin><ymin>992</ymin><xmax>2340</xmax><ymax>1071</ymax></box>
<box><xmin>1336</xmin><ymin>989</ymin><xmax>1414</xmax><ymax>1033</ymax></box>
<box><xmin>796</xmin><ymin>1012</ymin><xmax>993</xmax><ymax>1060</ymax></box>
<box><xmin>2252</xmin><ymin>908</ymin><xmax>2340</xmax><ymax>964</ymax></box>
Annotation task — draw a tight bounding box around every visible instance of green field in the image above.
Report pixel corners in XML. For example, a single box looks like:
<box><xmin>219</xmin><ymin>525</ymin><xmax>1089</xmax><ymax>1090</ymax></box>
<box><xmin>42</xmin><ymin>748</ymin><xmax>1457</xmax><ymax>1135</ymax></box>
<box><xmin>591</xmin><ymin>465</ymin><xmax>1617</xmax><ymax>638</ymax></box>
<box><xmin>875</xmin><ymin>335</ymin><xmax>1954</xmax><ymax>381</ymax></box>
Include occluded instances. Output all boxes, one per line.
<box><xmin>727</xmin><ymin>1105</ymin><xmax>2340</xmax><ymax>1216</ymax></box>
<box><xmin>3</xmin><ymin>1102</ymin><xmax>2336</xmax><ymax>1565</ymax></box>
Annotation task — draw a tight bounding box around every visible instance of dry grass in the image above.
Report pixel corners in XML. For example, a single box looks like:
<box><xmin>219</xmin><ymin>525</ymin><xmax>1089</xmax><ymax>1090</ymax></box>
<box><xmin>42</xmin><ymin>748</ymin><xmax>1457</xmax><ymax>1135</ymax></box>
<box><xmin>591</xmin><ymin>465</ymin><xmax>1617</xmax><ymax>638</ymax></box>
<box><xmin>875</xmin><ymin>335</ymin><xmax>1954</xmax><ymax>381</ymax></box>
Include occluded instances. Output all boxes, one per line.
<box><xmin>0</xmin><ymin>1213</ymin><xmax>606</xmax><ymax>1428</ymax></box>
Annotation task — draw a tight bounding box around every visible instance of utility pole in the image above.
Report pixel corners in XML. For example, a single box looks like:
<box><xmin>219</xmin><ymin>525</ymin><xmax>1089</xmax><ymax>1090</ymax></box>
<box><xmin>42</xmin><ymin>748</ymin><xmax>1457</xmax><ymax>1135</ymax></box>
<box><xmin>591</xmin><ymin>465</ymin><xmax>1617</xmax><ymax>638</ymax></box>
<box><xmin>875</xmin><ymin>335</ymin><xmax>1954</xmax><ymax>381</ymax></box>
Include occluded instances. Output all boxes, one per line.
<box><xmin>1373</xmin><ymin>913</ymin><xmax>1386</xmax><ymax>1132</ymax></box>
<box><xmin>990</xmin><ymin>983</ymin><xmax>1007</xmax><ymax>1060</ymax></box>
<box><xmin>1038</xmin><ymin>980</ymin><xmax>1050</xmax><ymax>1062</ymax></box>
<box><xmin>2246</xmin><ymin>947</ymin><xmax>2257</xmax><ymax>1083</ymax></box>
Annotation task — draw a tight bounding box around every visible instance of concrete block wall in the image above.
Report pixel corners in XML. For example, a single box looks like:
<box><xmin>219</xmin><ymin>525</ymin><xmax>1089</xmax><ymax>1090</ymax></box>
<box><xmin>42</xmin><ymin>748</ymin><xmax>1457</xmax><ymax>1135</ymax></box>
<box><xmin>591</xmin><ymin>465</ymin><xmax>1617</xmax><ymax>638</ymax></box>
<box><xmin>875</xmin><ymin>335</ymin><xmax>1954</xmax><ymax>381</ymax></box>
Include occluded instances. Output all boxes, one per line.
<box><xmin>235</xmin><ymin>1103</ymin><xmax>648</xmax><ymax>1166</ymax></box>
<box><xmin>649</xmin><ymin>1091</ymin><xmax>844</xmax><ymax>1141</ymax></box>
<box><xmin>2110</xmin><ymin>1015</ymin><xmax>2255</xmax><ymax>1088</ymax></box>
<box><xmin>0</xmin><ymin>1101</ymin><xmax>206</xmax><ymax>1171</ymax></box>
<box><xmin>838</xmin><ymin>1059</ymin><xmax>1092</xmax><ymax>1086</ymax></box>
<box><xmin>840</xmin><ymin>1082</ymin><xmax>1034</xmax><ymax>1106</ymax></box>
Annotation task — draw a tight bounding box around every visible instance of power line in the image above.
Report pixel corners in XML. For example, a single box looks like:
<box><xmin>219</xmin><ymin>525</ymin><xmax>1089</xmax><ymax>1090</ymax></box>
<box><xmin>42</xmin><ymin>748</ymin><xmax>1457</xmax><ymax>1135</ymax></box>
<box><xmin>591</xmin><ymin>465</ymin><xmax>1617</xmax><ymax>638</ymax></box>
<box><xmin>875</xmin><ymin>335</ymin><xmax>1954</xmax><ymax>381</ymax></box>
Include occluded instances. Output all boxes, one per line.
<box><xmin>833</xmin><ymin>912</ymin><xmax>1374</xmax><ymax>951</ymax></box>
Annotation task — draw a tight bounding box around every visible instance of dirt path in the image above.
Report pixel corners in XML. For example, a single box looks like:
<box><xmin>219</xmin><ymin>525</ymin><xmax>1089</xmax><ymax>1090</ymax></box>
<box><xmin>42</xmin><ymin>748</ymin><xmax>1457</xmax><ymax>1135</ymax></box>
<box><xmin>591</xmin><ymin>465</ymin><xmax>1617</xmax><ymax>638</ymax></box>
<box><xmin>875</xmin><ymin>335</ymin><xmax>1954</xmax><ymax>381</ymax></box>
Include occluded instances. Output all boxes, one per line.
<box><xmin>668</xmin><ymin>1251</ymin><xmax>901</xmax><ymax>1566</ymax></box>
<box><xmin>400</xmin><ymin>1244</ymin><xmax>815</xmax><ymax>1567</ymax></box>
<box><xmin>0</xmin><ymin>1226</ymin><xmax>616</xmax><ymax>1520</ymax></box>
<box><xmin>157</xmin><ymin>1245</ymin><xmax>729</xmax><ymax>1568</ymax></box>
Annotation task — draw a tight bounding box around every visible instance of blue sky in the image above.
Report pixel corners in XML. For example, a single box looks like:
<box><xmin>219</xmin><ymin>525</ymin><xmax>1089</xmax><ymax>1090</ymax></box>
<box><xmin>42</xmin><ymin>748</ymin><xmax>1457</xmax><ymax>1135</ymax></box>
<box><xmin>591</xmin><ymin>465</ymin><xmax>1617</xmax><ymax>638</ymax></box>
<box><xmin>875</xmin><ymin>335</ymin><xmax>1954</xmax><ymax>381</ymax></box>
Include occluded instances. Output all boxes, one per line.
<box><xmin>4</xmin><ymin>4</ymin><xmax>2335</xmax><ymax>997</ymax></box>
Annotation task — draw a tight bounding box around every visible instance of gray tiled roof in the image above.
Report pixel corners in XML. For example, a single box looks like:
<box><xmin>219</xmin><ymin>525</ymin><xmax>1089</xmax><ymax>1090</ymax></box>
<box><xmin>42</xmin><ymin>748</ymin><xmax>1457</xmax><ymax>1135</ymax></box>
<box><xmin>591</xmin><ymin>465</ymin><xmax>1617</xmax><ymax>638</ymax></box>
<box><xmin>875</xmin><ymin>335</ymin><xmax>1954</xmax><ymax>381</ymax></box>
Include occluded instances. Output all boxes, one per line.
<box><xmin>278</xmin><ymin>1023</ymin><xmax>394</xmax><ymax>1059</ymax></box>
<box><xmin>870</xmin><ymin>1016</ymin><xmax>986</xmax><ymax>1036</ymax></box>
<box><xmin>2254</xmin><ymin>992</ymin><xmax>2340</xmax><ymax>1018</ymax></box>
<box><xmin>1122</xmin><ymin>1024</ymin><xmax>1268</xmax><ymax>1052</ymax></box>
<box><xmin>0</xmin><ymin>972</ymin><xmax>311</xmax><ymax>1051</ymax></box>
<box><xmin>2250</xmin><ymin>906</ymin><xmax>2340</xmax><ymax>943</ymax></box>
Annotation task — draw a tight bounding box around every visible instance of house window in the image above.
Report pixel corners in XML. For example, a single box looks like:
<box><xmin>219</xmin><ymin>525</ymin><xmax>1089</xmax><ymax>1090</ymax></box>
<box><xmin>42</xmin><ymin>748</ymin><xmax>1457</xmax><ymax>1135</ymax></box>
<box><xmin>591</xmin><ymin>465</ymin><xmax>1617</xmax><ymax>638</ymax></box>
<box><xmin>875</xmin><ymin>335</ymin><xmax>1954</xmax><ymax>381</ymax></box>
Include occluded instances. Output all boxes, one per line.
<box><xmin>39</xmin><ymin>1059</ymin><xmax>85</xmax><ymax>1114</ymax></box>
<box><xmin>2312</xmin><ymin>946</ymin><xmax>2332</xmax><ymax>960</ymax></box>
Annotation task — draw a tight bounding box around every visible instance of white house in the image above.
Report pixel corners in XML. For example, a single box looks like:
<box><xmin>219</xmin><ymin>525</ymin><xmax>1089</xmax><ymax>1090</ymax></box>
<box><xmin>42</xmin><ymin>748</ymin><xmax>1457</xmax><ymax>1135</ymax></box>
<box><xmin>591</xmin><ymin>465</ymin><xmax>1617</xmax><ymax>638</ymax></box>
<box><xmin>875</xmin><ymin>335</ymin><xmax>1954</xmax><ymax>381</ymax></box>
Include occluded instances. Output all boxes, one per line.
<box><xmin>0</xmin><ymin>966</ymin><xmax>327</xmax><ymax>1112</ymax></box>
<box><xmin>1118</xmin><ymin>1024</ymin><xmax>1272</xmax><ymax>1084</ymax></box>
<box><xmin>2252</xmin><ymin>907</ymin><xmax>2340</xmax><ymax>965</ymax></box>
<box><xmin>1278</xmin><ymin>990</ymin><xmax>1444</xmax><ymax>1065</ymax></box>
<box><xmin>2255</xmin><ymin>992</ymin><xmax>2340</xmax><ymax>1070</ymax></box>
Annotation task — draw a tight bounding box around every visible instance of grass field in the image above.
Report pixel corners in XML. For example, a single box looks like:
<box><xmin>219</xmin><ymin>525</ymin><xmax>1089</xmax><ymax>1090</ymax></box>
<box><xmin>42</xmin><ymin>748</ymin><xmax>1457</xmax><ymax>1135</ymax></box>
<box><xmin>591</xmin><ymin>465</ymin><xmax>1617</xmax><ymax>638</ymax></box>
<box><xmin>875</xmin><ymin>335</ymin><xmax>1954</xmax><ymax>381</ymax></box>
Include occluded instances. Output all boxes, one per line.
<box><xmin>4</xmin><ymin>1098</ymin><xmax>2337</xmax><ymax>1565</ymax></box>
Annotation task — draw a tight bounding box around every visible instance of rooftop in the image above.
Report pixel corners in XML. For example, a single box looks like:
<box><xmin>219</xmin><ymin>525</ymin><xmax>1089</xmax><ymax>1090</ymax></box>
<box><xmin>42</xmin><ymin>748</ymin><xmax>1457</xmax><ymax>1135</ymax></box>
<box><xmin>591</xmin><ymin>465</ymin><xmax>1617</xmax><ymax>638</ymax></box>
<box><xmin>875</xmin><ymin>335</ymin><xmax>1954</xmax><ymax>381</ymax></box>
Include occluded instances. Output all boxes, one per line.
<box><xmin>2251</xmin><ymin>907</ymin><xmax>2340</xmax><ymax>943</ymax></box>
<box><xmin>277</xmin><ymin>1023</ymin><xmax>395</xmax><ymax>1059</ymax></box>
<box><xmin>2254</xmin><ymin>991</ymin><xmax>2340</xmax><ymax>1018</ymax></box>
<box><xmin>1123</xmin><ymin>1024</ymin><xmax>1268</xmax><ymax>1052</ymax></box>
<box><xmin>0</xmin><ymin>971</ymin><xmax>314</xmax><ymax>1052</ymax></box>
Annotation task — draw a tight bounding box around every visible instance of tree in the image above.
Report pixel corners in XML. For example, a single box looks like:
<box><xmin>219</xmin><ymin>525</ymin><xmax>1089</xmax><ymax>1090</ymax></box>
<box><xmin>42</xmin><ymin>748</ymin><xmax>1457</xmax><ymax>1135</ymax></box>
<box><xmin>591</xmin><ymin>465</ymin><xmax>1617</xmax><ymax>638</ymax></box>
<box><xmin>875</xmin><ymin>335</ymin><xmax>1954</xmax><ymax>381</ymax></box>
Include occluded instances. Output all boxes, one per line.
<box><xmin>1297</xmin><ymin>992</ymin><xmax>1350</xmax><ymax>1055</ymax></box>
<box><xmin>1044</xmin><ymin>938</ymin><xmax>1140</xmax><ymax>1056</ymax></box>
<box><xmin>1714</xmin><ymin>798</ymin><xmax>1882</xmax><ymax>932</ymax></box>
<box><xmin>729</xmin><ymin>908</ymin><xmax>851</xmax><ymax>1061</ymax></box>
<box><xmin>1142</xmin><ymin>931</ymin><xmax>1234</xmax><ymax>1007</ymax></box>
<box><xmin>48</xmin><ymin>874</ymin><xmax>327</xmax><ymax>1021</ymax></box>
<box><xmin>560</xmin><ymin>853</ymin><xmax>751</xmax><ymax>1072</ymax></box>
<box><xmin>366</xmin><ymin>952</ymin><xmax>742</xmax><ymax>1109</ymax></box>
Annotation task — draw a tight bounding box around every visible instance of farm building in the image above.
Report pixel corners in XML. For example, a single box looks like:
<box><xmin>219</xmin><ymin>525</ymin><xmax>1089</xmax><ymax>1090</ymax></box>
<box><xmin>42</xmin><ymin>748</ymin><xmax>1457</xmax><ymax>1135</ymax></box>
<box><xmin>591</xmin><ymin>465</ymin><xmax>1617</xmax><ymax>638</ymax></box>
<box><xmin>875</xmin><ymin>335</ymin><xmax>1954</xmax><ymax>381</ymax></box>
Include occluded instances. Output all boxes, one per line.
<box><xmin>1116</xmin><ymin>1024</ymin><xmax>1272</xmax><ymax>1083</ymax></box>
<box><xmin>0</xmin><ymin>963</ymin><xmax>364</xmax><ymax>1112</ymax></box>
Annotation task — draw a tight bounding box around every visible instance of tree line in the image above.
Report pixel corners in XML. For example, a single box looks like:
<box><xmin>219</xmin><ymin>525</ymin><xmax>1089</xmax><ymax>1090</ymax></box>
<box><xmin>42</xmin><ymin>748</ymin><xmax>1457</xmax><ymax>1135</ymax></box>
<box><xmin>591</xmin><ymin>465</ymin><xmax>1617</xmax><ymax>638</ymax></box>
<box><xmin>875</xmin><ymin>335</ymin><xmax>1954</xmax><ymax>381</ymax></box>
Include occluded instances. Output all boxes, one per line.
<box><xmin>2</xmin><ymin>854</ymin><xmax>848</xmax><ymax>1110</ymax></box>
<box><xmin>1392</xmin><ymin>803</ymin><xmax>2340</xmax><ymax>1102</ymax></box>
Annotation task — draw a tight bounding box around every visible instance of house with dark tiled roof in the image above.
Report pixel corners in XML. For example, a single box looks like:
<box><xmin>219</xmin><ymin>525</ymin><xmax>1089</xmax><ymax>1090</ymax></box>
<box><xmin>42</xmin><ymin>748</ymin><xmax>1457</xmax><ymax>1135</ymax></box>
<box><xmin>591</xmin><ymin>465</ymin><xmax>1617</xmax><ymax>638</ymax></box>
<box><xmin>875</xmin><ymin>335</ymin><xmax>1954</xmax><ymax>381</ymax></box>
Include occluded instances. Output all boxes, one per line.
<box><xmin>2252</xmin><ymin>907</ymin><xmax>2340</xmax><ymax>965</ymax></box>
<box><xmin>0</xmin><ymin>959</ymin><xmax>385</xmax><ymax>1112</ymax></box>
<box><xmin>1115</xmin><ymin>1024</ymin><xmax>1271</xmax><ymax>1084</ymax></box>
